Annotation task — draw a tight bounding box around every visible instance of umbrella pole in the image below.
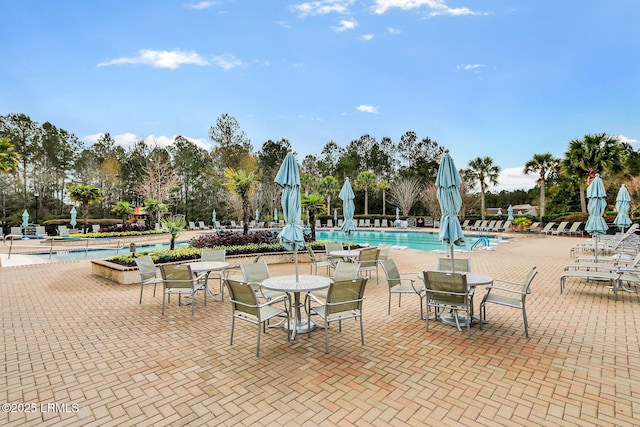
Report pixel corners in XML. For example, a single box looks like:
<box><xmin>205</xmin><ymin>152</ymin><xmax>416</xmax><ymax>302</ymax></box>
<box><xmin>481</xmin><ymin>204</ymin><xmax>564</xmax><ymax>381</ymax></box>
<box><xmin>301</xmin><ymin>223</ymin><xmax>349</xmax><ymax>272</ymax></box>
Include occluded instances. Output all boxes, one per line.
<box><xmin>294</xmin><ymin>248</ymin><xmax>299</xmax><ymax>282</ymax></box>
<box><xmin>594</xmin><ymin>236</ymin><xmax>599</xmax><ymax>263</ymax></box>
<box><xmin>450</xmin><ymin>244</ymin><xmax>455</xmax><ymax>272</ymax></box>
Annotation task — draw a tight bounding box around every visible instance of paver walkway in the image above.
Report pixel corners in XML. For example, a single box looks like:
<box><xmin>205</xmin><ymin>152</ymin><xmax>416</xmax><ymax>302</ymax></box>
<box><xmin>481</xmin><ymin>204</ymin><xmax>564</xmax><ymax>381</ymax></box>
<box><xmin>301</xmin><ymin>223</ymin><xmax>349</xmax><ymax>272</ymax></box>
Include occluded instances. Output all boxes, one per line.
<box><xmin>1</xmin><ymin>233</ymin><xmax>639</xmax><ymax>426</ymax></box>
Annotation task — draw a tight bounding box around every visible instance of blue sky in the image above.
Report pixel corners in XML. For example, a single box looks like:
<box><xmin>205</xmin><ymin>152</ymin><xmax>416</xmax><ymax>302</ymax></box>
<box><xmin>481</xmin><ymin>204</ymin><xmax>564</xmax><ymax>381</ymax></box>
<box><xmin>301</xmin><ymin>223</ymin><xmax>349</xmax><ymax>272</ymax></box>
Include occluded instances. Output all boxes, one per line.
<box><xmin>2</xmin><ymin>1</ymin><xmax>639</xmax><ymax>191</ymax></box>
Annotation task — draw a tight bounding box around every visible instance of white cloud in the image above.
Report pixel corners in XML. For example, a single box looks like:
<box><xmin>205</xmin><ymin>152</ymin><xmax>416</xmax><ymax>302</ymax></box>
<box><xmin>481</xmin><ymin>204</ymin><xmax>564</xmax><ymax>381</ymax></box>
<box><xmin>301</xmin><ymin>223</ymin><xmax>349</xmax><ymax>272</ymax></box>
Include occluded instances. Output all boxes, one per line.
<box><xmin>290</xmin><ymin>0</ymin><xmax>355</xmax><ymax>17</ymax></box>
<box><xmin>387</xmin><ymin>27</ymin><xmax>401</xmax><ymax>35</ymax></box>
<box><xmin>356</xmin><ymin>105</ymin><xmax>379</xmax><ymax>114</ymax></box>
<box><xmin>184</xmin><ymin>1</ymin><xmax>220</xmax><ymax>10</ymax></box>
<box><xmin>617</xmin><ymin>134</ymin><xmax>639</xmax><ymax>145</ymax></box>
<box><xmin>211</xmin><ymin>53</ymin><xmax>244</xmax><ymax>70</ymax></box>
<box><xmin>372</xmin><ymin>0</ymin><xmax>487</xmax><ymax>17</ymax></box>
<box><xmin>458</xmin><ymin>64</ymin><xmax>484</xmax><ymax>70</ymax></box>
<box><xmin>334</xmin><ymin>19</ymin><xmax>357</xmax><ymax>32</ymax></box>
<box><xmin>98</xmin><ymin>49</ymin><xmax>209</xmax><ymax>69</ymax></box>
<box><xmin>492</xmin><ymin>167</ymin><xmax>537</xmax><ymax>192</ymax></box>
<box><xmin>361</xmin><ymin>34</ymin><xmax>375</xmax><ymax>41</ymax></box>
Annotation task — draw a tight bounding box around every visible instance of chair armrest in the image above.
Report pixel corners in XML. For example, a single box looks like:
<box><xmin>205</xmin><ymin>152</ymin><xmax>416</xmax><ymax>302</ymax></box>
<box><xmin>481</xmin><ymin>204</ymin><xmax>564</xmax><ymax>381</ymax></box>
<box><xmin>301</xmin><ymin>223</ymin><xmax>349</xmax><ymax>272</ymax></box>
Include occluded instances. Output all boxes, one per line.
<box><xmin>484</xmin><ymin>285</ymin><xmax>526</xmax><ymax>295</ymax></box>
<box><xmin>492</xmin><ymin>278</ymin><xmax>521</xmax><ymax>286</ymax></box>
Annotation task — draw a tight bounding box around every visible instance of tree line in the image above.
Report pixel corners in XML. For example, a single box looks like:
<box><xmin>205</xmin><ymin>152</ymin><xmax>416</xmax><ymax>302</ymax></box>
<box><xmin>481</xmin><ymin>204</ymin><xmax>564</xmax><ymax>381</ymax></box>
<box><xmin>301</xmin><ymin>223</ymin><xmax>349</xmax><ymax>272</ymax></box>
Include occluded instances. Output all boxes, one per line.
<box><xmin>2</xmin><ymin>112</ymin><xmax>640</xmax><ymax>230</ymax></box>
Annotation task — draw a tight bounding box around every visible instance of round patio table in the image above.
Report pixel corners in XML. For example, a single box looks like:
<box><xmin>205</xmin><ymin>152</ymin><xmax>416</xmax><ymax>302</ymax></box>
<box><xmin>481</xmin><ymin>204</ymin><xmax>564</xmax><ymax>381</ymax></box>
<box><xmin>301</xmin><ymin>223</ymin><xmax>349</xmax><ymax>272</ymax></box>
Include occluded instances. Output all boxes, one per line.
<box><xmin>187</xmin><ymin>261</ymin><xmax>229</xmax><ymax>301</ymax></box>
<box><xmin>262</xmin><ymin>274</ymin><xmax>332</xmax><ymax>339</ymax></box>
<box><xmin>329</xmin><ymin>249</ymin><xmax>360</xmax><ymax>262</ymax></box>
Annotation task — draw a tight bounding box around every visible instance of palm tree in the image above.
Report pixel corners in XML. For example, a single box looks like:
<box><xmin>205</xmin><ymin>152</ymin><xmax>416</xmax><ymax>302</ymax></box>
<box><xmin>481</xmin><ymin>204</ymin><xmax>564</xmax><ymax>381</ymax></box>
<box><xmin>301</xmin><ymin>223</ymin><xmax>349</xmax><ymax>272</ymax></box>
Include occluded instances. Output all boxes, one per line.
<box><xmin>562</xmin><ymin>133</ymin><xmax>625</xmax><ymax>213</ymax></box>
<box><xmin>160</xmin><ymin>216</ymin><xmax>186</xmax><ymax>250</ymax></box>
<box><xmin>355</xmin><ymin>171</ymin><xmax>377</xmax><ymax>215</ymax></box>
<box><xmin>464</xmin><ymin>157</ymin><xmax>501</xmax><ymax>220</ymax></box>
<box><xmin>377</xmin><ymin>179</ymin><xmax>391</xmax><ymax>216</ymax></box>
<box><xmin>111</xmin><ymin>201</ymin><xmax>134</xmax><ymax>224</ymax></box>
<box><xmin>68</xmin><ymin>184</ymin><xmax>104</xmax><ymax>232</ymax></box>
<box><xmin>301</xmin><ymin>193</ymin><xmax>326</xmax><ymax>241</ymax></box>
<box><xmin>223</xmin><ymin>168</ymin><xmax>258</xmax><ymax>235</ymax></box>
<box><xmin>523</xmin><ymin>153</ymin><xmax>558</xmax><ymax>220</ymax></box>
<box><xmin>319</xmin><ymin>175</ymin><xmax>340</xmax><ymax>215</ymax></box>
<box><xmin>0</xmin><ymin>137</ymin><xmax>20</xmax><ymax>173</ymax></box>
<box><xmin>144</xmin><ymin>198</ymin><xmax>167</xmax><ymax>228</ymax></box>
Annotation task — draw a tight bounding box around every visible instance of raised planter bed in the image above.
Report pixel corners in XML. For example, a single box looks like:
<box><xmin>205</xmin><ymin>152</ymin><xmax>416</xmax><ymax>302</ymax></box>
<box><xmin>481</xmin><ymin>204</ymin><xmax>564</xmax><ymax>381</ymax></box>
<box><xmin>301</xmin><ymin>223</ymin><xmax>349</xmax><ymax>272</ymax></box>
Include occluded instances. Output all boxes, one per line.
<box><xmin>91</xmin><ymin>251</ymin><xmax>311</xmax><ymax>285</ymax></box>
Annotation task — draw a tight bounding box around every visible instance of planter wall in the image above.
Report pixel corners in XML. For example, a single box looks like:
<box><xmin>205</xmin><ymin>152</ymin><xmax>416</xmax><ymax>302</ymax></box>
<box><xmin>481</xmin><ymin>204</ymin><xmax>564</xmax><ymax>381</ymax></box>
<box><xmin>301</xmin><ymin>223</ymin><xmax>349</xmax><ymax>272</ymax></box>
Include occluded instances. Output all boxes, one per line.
<box><xmin>91</xmin><ymin>251</ymin><xmax>310</xmax><ymax>285</ymax></box>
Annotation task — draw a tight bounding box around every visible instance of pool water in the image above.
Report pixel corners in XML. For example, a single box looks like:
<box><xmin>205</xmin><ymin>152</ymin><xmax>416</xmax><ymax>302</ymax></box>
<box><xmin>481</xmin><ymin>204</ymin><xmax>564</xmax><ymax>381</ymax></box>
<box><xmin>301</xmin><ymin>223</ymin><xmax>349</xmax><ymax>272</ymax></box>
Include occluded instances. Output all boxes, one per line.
<box><xmin>315</xmin><ymin>230</ymin><xmax>493</xmax><ymax>252</ymax></box>
<box><xmin>9</xmin><ymin>230</ymin><xmax>502</xmax><ymax>264</ymax></box>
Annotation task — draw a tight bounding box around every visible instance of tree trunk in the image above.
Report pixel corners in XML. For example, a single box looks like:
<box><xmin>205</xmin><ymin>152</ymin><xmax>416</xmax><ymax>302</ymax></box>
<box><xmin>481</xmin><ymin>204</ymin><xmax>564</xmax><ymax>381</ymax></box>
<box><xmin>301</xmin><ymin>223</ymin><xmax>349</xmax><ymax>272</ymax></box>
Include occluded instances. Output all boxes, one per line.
<box><xmin>539</xmin><ymin>179</ymin><xmax>546</xmax><ymax>220</ymax></box>
<box><xmin>579</xmin><ymin>179</ymin><xmax>587</xmax><ymax>213</ymax></box>
<box><xmin>242</xmin><ymin>197</ymin><xmax>249</xmax><ymax>235</ymax></box>
<box><xmin>364</xmin><ymin>190</ymin><xmax>369</xmax><ymax>215</ymax></box>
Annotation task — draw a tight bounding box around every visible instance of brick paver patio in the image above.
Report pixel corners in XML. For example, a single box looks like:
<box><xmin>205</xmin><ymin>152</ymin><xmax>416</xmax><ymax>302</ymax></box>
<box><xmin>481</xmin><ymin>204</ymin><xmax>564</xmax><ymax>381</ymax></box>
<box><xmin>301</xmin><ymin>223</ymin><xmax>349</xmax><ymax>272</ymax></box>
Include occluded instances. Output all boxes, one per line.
<box><xmin>1</xmin><ymin>232</ymin><xmax>639</xmax><ymax>426</ymax></box>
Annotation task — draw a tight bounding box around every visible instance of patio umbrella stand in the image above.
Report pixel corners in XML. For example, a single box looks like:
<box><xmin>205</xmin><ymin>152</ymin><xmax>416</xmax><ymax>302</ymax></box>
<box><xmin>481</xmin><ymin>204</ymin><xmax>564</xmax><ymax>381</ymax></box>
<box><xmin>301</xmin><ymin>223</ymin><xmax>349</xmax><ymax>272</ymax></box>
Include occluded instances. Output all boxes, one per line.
<box><xmin>339</xmin><ymin>178</ymin><xmax>357</xmax><ymax>250</ymax></box>
<box><xmin>435</xmin><ymin>150</ymin><xmax>468</xmax><ymax>328</ymax></box>
<box><xmin>585</xmin><ymin>174</ymin><xmax>608</xmax><ymax>263</ymax></box>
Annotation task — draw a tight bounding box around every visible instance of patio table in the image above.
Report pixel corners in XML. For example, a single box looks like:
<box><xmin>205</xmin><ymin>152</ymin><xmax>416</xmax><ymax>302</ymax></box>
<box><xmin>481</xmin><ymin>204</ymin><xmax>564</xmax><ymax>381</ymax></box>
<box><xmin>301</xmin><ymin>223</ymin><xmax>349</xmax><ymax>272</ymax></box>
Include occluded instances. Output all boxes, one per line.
<box><xmin>261</xmin><ymin>274</ymin><xmax>332</xmax><ymax>340</ymax></box>
<box><xmin>187</xmin><ymin>261</ymin><xmax>229</xmax><ymax>301</ymax></box>
<box><xmin>329</xmin><ymin>249</ymin><xmax>360</xmax><ymax>262</ymax></box>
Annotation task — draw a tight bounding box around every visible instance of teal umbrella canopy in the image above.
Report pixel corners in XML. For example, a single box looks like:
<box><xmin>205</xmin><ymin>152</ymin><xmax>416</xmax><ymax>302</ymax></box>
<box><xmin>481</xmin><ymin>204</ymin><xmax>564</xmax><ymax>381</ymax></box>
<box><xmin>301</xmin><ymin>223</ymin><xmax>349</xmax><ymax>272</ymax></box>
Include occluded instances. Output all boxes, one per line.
<box><xmin>70</xmin><ymin>207</ymin><xmax>77</xmax><ymax>227</ymax></box>
<box><xmin>614</xmin><ymin>184</ymin><xmax>632</xmax><ymax>231</ymax></box>
<box><xmin>274</xmin><ymin>153</ymin><xmax>305</xmax><ymax>252</ymax></box>
<box><xmin>507</xmin><ymin>205</ymin><xmax>514</xmax><ymax>222</ymax></box>
<box><xmin>585</xmin><ymin>174</ymin><xmax>608</xmax><ymax>236</ymax></box>
<box><xmin>436</xmin><ymin>150</ymin><xmax>465</xmax><ymax>250</ymax></box>
<box><xmin>22</xmin><ymin>209</ymin><xmax>29</xmax><ymax>228</ymax></box>
<box><xmin>339</xmin><ymin>178</ymin><xmax>357</xmax><ymax>247</ymax></box>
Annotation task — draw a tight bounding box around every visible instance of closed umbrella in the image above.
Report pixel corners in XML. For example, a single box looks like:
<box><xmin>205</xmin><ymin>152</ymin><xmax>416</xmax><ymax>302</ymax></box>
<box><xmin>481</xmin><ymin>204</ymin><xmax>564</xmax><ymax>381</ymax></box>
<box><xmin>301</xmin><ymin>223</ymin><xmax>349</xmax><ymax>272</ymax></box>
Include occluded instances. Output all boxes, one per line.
<box><xmin>507</xmin><ymin>205</ymin><xmax>514</xmax><ymax>222</ymax></box>
<box><xmin>22</xmin><ymin>209</ymin><xmax>29</xmax><ymax>228</ymax></box>
<box><xmin>275</xmin><ymin>153</ymin><xmax>305</xmax><ymax>282</ymax></box>
<box><xmin>255</xmin><ymin>209</ymin><xmax>260</xmax><ymax>223</ymax></box>
<box><xmin>614</xmin><ymin>184</ymin><xmax>631</xmax><ymax>233</ymax></box>
<box><xmin>585</xmin><ymin>174</ymin><xmax>608</xmax><ymax>262</ymax></box>
<box><xmin>339</xmin><ymin>178</ymin><xmax>357</xmax><ymax>250</ymax></box>
<box><xmin>396</xmin><ymin>206</ymin><xmax>400</xmax><ymax>227</ymax></box>
<box><xmin>436</xmin><ymin>149</ymin><xmax>465</xmax><ymax>272</ymax></box>
<box><xmin>212</xmin><ymin>209</ymin><xmax>216</xmax><ymax>225</ymax></box>
<box><xmin>333</xmin><ymin>209</ymin><xmax>337</xmax><ymax>224</ymax></box>
<box><xmin>273</xmin><ymin>208</ymin><xmax>278</xmax><ymax>222</ymax></box>
<box><xmin>70</xmin><ymin>207</ymin><xmax>77</xmax><ymax>227</ymax></box>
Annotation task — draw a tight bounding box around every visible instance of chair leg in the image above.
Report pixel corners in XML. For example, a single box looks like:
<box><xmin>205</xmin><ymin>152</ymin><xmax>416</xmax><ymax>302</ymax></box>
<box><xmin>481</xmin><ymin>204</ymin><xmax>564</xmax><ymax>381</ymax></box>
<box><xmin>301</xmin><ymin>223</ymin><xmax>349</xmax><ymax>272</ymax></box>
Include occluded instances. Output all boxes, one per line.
<box><xmin>139</xmin><ymin>283</ymin><xmax>144</xmax><ymax>304</ymax></box>
<box><xmin>256</xmin><ymin>323</ymin><xmax>262</xmax><ymax>357</ymax></box>
<box><xmin>359</xmin><ymin>316</ymin><xmax>364</xmax><ymax>346</ymax></box>
<box><xmin>324</xmin><ymin>319</ymin><xmax>330</xmax><ymax>353</ymax></box>
<box><xmin>230</xmin><ymin>317</ymin><xmax>235</xmax><ymax>345</ymax></box>
<box><xmin>522</xmin><ymin>307</ymin><xmax>529</xmax><ymax>338</ymax></box>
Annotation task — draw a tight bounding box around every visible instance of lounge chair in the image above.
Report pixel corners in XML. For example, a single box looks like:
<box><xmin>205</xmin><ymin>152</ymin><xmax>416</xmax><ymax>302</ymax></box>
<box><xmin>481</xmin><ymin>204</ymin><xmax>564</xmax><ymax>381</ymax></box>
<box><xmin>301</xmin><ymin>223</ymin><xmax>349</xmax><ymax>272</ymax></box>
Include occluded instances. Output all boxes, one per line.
<box><xmin>358</xmin><ymin>219</ymin><xmax>366</xmax><ymax>227</ymax></box>
<box><xmin>540</xmin><ymin>222</ymin><xmax>556</xmax><ymax>235</ymax></box>
<box><xmin>57</xmin><ymin>225</ymin><xmax>70</xmax><ymax>236</ymax></box>
<box><xmin>364</xmin><ymin>219</ymin><xmax>371</xmax><ymax>228</ymax></box>
<box><xmin>551</xmin><ymin>221</ymin><xmax>569</xmax><ymax>235</ymax></box>
<box><xmin>381</xmin><ymin>219</ymin><xmax>388</xmax><ymax>228</ymax></box>
<box><xmin>461</xmin><ymin>220</ymin><xmax>470</xmax><ymax>229</ymax></box>
<box><xmin>198</xmin><ymin>221</ymin><xmax>207</xmax><ymax>230</ymax></box>
<box><xmin>374</xmin><ymin>219</ymin><xmax>381</xmax><ymax>228</ymax></box>
<box><xmin>564</xmin><ymin>222</ymin><xmax>583</xmax><ymax>236</ymax></box>
<box><xmin>188</xmin><ymin>221</ymin><xmax>198</xmax><ymax>230</ymax></box>
<box><xmin>315</xmin><ymin>220</ymin><xmax>322</xmax><ymax>229</ymax></box>
<box><xmin>327</xmin><ymin>219</ymin><xmax>333</xmax><ymax>228</ymax></box>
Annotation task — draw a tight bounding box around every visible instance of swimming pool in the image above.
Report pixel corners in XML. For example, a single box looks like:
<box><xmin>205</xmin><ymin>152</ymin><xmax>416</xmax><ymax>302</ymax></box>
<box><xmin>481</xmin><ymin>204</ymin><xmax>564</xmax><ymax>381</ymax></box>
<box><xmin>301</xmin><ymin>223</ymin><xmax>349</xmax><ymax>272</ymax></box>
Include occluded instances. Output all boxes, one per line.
<box><xmin>315</xmin><ymin>230</ymin><xmax>495</xmax><ymax>252</ymax></box>
<box><xmin>4</xmin><ymin>230</ymin><xmax>500</xmax><ymax>265</ymax></box>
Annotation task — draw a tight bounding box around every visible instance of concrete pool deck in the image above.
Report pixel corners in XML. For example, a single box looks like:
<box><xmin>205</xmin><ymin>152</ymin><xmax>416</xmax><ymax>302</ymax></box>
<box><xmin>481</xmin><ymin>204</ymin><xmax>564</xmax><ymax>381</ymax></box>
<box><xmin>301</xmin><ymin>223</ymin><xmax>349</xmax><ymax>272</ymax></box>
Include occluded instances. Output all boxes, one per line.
<box><xmin>1</xmin><ymin>230</ymin><xmax>639</xmax><ymax>425</ymax></box>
